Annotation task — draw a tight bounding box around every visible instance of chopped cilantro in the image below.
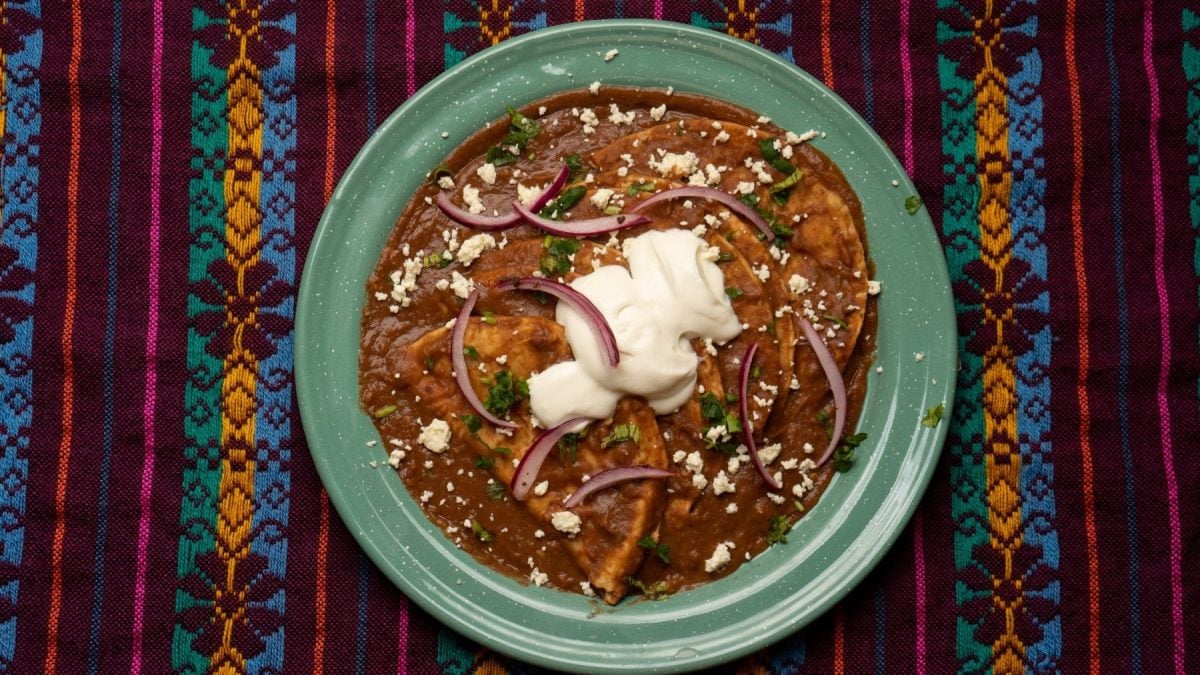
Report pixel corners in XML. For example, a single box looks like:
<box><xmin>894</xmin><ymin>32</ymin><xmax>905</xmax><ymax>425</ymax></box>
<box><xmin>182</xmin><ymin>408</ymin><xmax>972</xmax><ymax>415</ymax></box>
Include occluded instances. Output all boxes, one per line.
<box><xmin>725</xmin><ymin>286</ymin><xmax>744</xmax><ymax>300</ymax></box>
<box><xmin>557</xmin><ymin>432</ymin><xmax>582</xmax><ymax>465</ymax></box>
<box><xmin>717</xmin><ymin>252</ymin><xmax>734</xmax><ymax>263</ymax></box>
<box><xmin>459</xmin><ymin>414</ymin><xmax>482</xmax><ymax>434</ymax></box>
<box><xmin>817</xmin><ymin>409</ymin><xmax>833</xmax><ymax>439</ymax></box>
<box><xmin>565</xmin><ymin>153</ymin><xmax>586</xmax><ymax>181</ymax></box>
<box><xmin>486</xmin><ymin>145</ymin><xmax>519</xmax><ymax>167</ymax></box>
<box><xmin>766</xmin><ymin>515</ymin><xmax>791</xmax><ymax>545</ymax></box>
<box><xmin>540</xmin><ymin>236</ymin><xmax>582</xmax><ymax>277</ymax></box>
<box><xmin>625</xmin><ymin>576</ymin><xmax>670</xmax><ymax>600</ymax></box>
<box><xmin>483</xmin><ymin>370</ymin><xmax>528</xmax><ymax>417</ymax></box>
<box><xmin>793</xmin><ymin>500</ymin><xmax>806</xmax><ymax>513</ymax></box>
<box><xmin>492</xmin><ymin>446</ymin><xmax>512</xmax><ymax>456</ymax></box>
<box><xmin>758</xmin><ymin>138</ymin><xmax>798</xmax><ymax>175</ymax></box>
<box><xmin>833</xmin><ymin>432</ymin><xmax>869</xmax><ymax>472</ymax></box>
<box><xmin>771</xmin><ymin>168</ymin><xmax>804</xmax><ymax>194</ymax></box>
<box><xmin>539</xmin><ymin>185</ymin><xmax>587</xmax><ymax>219</ymax></box>
<box><xmin>725</xmin><ymin>391</ymin><xmax>739</xmax><ymax>404</ymax></box>
<box><xmin>602</xmin><ymin>205</ymin><xmax>622</xmax><ymax>215</ymax></box>
<box><xmin>372</xmin><ymin>404</ymin><xmax>397</xmax><ymax>419</ymax></box>
<box><xmin>699</xmin><ymin>392</ymin><xmax>726</xmax><ymax>423</ymax></box>
<box><xmin>463</xmin><ymin>345</ymin><xmax>480</xmax><ymax>360</ymax></box>
<box><xmin>471</xmin><ymin>521</ymin><xmax>495</xmax><ymax>542</ymax></box>
<box><xmin>424</xmin><ymin>355</ymin><xmax>435</xmax><ymax>371</ymax></box>
<box><xmin>738</xmin><ymin>192</ymin><xmax>785</xmax><ymax>236</ymax></box>
<box><xmin>429</xmin><ymin>162</ymin><xmax>453</xmax><ymax>183</ymax></box>
<box><xmin>751</xmin><ymin>364</ymin><xmax>762</xmax><ymax>378</ymax></box>
<box><xmin>422</xmin><ymin>251</ymin><xmax>451</xmax><ymax>268</ymax></box>
<box><xmin>638</xmin><ymin>535</ymin><xmax>671</xmax><ymax>564</ymax></box>
<box><xmin>921</xmin><ymin>403</ymin><xmax>945</xmax><ymax>428</ymax></box>
<box><xmin>739</xmin><ymin>193</ymin><xmax>760</xmax><ymax>207</ymax></box>
<box><xmin>626</xmin><ymin>180</ymin><xmax>656</xmax><ymax>197</ymax></box>
<box><xmin>485</xmin><ymin>482</ymin><xmax>507</xmax><ymax>501</ymax></box>
<box><xmin>822</xmin><ymin>314</ymin><xmax>848</xmax><ymax>330</ymax></box>
<box><xmin>474</xmin><ymin>455</ymin><xmax>494</xmax><ymax>470</ymax></box>
<box><xmin>770</xmin><ymin>223</ymin><xmax>794</xmax><ymax>239</ymax></box>
<box><xmin>481</xmin><ymin>310</ymin><xmax>497</xmax><ymax>325</ymax></box>
<box><xmin>484</xmin><ymin>106</ymin><xmax>542</xmax><ymax>166</ymax></box>
<box><xmin>905</xmin><ymin>195</ymin><xmax>923</xmax><ymax>214</ymax></box>
<box><xmin>699</xmin><ymin>392</ymin><xmax>742</xmax><ymax>454</ymax></box>
<box><xmin>507</xmin><ymin>106</ymin><xmax>538</xmax><ymax>136</ymax></box>
<box><xmin>601</xmin><ymin>423</ymin><xmax>641</xmax><ymax>449</ymax></box>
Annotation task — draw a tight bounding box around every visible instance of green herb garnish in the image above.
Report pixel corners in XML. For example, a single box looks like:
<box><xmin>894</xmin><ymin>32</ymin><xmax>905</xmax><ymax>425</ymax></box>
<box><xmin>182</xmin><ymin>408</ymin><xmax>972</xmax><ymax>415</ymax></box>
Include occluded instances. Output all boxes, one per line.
<box><xmin>817</xmin><ymin>409</ymin><xmax>833</xmax><ymax>439</ymax></box>
<box><xmin>485</xmin><ymin>482</ymin><xmax>507</xmax><ymax>501</ymax></box>
<box><xmin>905</xmin><ymin>195</ymin><xmax>922</xmax><ymax>214</ymax></box>
<box><xmin>483</xmin><ymin>370</ymin><xmax>528</xmax><ymax>417</ymax></box>
<box><xmin>699</xmin><ymin>392</ymin><xmax>742</xmax><ymax>454</ymax></box>
<box><xmin>725</xmin><ymin>286</ymin><xmax>744</xmax><ymax>300</ymax></box>
<box><xmin>424</xmin><ymin>356</ymin><xmax>435</xmax><ymax>371</ymax></box>
<box><xmin>372</xmin><ymin>404</ymin><xmax>397</xmax><ymax>419</ymax></box>
<box><xmin>751</xmin><ymin>364</ymin><xmax>762</xmax><ymax>378</ymax></box>
<box><xmin>758</xmin><ymin>138</ymin><xmax>798</xmax><ymax>175</ymax></box>
<box><xmin>540</xmin><ymin>236</ymin><xmax>582</xmax><ymax>277</ymax></box>
<box><xmin>459</xmin><ymin>413</ymin><xmax>482</xmax><ymax>434</ymax></box>
<box><xmin>486</xmin><ymin>145</ymin><xmax>519</xmax><ymax>167</ymax></box>
<box><xmin>602</xmin><ymin>205</ymin><xmax>622</xmax><ymax>216</ymax></box>
<box><xmin>833</xmin><ymin>432</ymin><xmax>869</xmax><ymax>472</ymax></box>
<box><xmin>557</xmin><ymin>432</ymin><xmax>582</xmax><ymax>465</ymax></box>
<box><xmin>601</xmin><ymin>423</ymin><xmax>641</xmax><ymax>449</ymax></box>
<box><xmin>481</xmin><ymin>310</ymin><xmax>497</xmax><ymax>325</ymax></box>
<box><xmin>565</xmin><ymin>153</ymin><xmax>586</xmax><ymax>181</ymax></box>
<box><xmin>766</xmin><ymin>515</ymin><xmax>791</xmax><ymax>545</ymax></box>
<box><xmin>717</xmin><ymin>252</ymin><xmax>734</xmax><ymax>263</ymax></box>
<box><xmin>771</xmin><ymin>168</ymin><xmax>804</xmax><ymax>194</ymax></box>
<box><xmin>422</xmin><ymin>251</ymin><xmax>451</xmax><ymax>268</ymax></box>
<box><xmin>822</xmin><ymin>314</ymin><xmax>848</xmax><ymax>330</ymax></box>
<box><xmin>483</xmin><ymin>107</ymin><xmax>542</xmax><ymax>166</ymax></box>
<box><xmin>725</xmin><ymin>391</ymin><xmax>739</xmax><ymax>404</ymax></box>
<box><xmin>794</xmin><ymin>500</ymin><xmax>806</xmax><ymax>513</ymax></box>
<box><xmin>474</xmin><ymin>455</ymin><xmax>495</xmax><ymax>470</ymax></box>
<box><xmin>429</xmin><ymin>162</ymin><xmax>454</xmax><ymax>183</ymax></box>
<box><xmin>625</xmin><ymin>576</ymin><xmax>670</xmax><ymax>600</ymax></box>
<box><xmin>471</xmin><ymin>521</ymin><xmax>495</xmax><ymax>542</ymax></box>
<box><xmin>493</xmin><ymin>446</ymin><xmax>512</xmax><ymax>456</ymax></box>
<box><xmin>539</xmin><ymin>185</ymin><xmax>587</xmax><ymax>219</ymax></box>
<box><xmin>637</xmin><ymin>535</ymin><xmax>671</xmax><ymax>564</ymax></box>
<box><xmin>463</xmin><ymin>345</ymin><xmax>480</xmax><ymax>360</ymax></box>
<box><xmin>921</xmin><ymin>403</ymin><xmax>945</xmax><ymax>428</ymax></box>
<box><xmin>625</xmin><ymin>180</ymin><xmax>656</xmax><ymax>197</ymax></box>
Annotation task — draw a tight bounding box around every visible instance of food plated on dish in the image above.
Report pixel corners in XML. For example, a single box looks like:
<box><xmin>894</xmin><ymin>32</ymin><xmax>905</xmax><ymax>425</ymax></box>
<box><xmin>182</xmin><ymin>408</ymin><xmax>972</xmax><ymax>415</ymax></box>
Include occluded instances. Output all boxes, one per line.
<box><xmin>359</xmin><ymin>85</ymin><xmax>879</xmax><ymax>605</ymax></box>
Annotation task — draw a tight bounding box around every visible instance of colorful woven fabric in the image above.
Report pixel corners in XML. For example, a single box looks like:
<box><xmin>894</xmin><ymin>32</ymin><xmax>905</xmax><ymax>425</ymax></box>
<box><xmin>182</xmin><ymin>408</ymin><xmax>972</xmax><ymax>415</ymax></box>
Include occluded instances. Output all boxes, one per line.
<box><xmin>0</xmin><ymin>1</ymin><xmax>1196</xmax><ymax>673</ymax></box>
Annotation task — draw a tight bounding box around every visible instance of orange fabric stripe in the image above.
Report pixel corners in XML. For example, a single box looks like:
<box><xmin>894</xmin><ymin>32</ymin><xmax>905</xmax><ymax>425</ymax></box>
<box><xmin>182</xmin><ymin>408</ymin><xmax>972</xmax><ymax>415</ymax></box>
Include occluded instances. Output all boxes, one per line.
<box><xmin>821</xmin><ymin>0</ymin><xmax>834</xmax><ymax>88</ymax></box>
<box><xmin>575</xmin><ymin>0</ymin><xmax>584</xmax><ymax>22</ymax></box>
<box><xmin>312</xmin><ymin>2</ymin><xmax>337</xmax><ymax>672</ymax></box>
<box><xmin>1064</xmin><ymin>0</ymin><xmax>1100</xmax><ymax>670</ymax></box>
<box><xmin>833</xmin><ymin>605</ymin><xmax>845</xmax><ymax>674</ymax></box>
<box><xmin>45</xmin><ymin>3</ymin><xmax>84</xmax><ymax>672</ymax></box>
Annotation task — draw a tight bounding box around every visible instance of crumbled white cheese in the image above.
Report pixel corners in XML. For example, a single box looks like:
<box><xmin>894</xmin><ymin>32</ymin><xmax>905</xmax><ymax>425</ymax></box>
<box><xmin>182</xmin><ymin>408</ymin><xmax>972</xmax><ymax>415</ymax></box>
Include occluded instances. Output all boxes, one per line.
<box><xmin>551</xmin><ymin>510</ymin><xmax>582</xmax><ymax>536</ymax></box>
<box><xmin>417</xmin><ymin>419</ymin><xmax>451</xmax><ymax>453</ymax></box>
<box><xmin>736</xmin><ymin>181</ymin><xmax>756</xmax><ymax>195</ymax></box>
<box><xmin>516</xmin><ymin>182</ymin><xmax>544</xmax><ymax>207</ymax></box>
<box><xmin>588</xmin><ymin>80</ymin><xmax>601</xmax><ymax>95</ymax></box>
<box><xmin>437</xmin><ymin>176</ymin><xmax>455</xmax><ymax>190</ymax></box>
<box><xmin>915</xmin><ymin>352</ymin><xmax>926</xmax><ymax>362</ymax></box>
<box><xmin>580</xmin><ymin>581</ymin><xmax>596</xmax><ymax>597</ymax></box>
<box><xmin>534</xmin><ymin>480</ymin><xmax>549</xmax><ymax>497</ymax></box>
<box><xmin>388</xmin><ymin>257</ymin><xmax>424</xmax><ymax>308</ymax></box>
<box><xmin>579</xmin><ymin>107</ymin><xmax>599</xmax><ymax>133</ymax></box>
<box><xmin>604</xmin><ymin>48</ymin><xmax>619</xmax><ymax>61</ymax></box>
<box><xmin>685</xmin><ymin>451</ymin><xmax>704</xmax><ymax>474</ymax></box>
<box><xmin>534</xmin><ymin>529</ymin><xmax>545</xmax><ymax>538</ymax></box>
<box><xmin>758</xmin><ymin>442</ymin><xmax>783</xmax><ymax>465</ymax></box>
<box><xmin>607</xmin><ymin>103</ymin><xmax>636</xmax><ymax>125</ymax></box>
<box><xmin>704</xmin><ymin>425</ymin><xmax>728</xmax><ymax>443</ymax></box>
<box><xmin>387</xmin><ymin>449</ymin><xmax>405</xmax><ymax>468</ymax></box>
<box><xmin>420</xmin><ymin>490</ymin><xmax>433</xmax><ymax>503</ymax></box>
<box><xmin>589</xmin><ymin>188</ymin><xmax>615</xmax><ymax>210</ymax></box>
<box><xmin>529</xmin><ymin>567</ymin><xmax>549</xmax><ymax>587</ymax></box>
<box><xmin>648</xmin><ymin>150</ymin><xmax>699</xmax><ymax>178</ymax></box>
<box><xmin>788</xmin><ymin>274</ymin><xmax>812</xmax><ymax>295</ymax></box>
<box><xmin>461</xmin><ymin>184</ymin><xmax>485</xmax><ymax>214</ymax></box>
<box><xmin>704</xmin><ymin>542</ymin><xmax>733</xmax><ymax>573</ymax></box>
<box><xmin>448</xmin><ymin>271</ymin><xmax>475</xmax><ymax>299</ymax></box>
<box><xmin>672</xmin><ymin>450</ymin><xmax>687</xmax><ymax>464</ymax></box>
<box><xmin>692</xmin><ymin>473</ymin><xmax>708</xmax><ymax>490</ymax></box>
<box><xmin>455</xmin><ymin>233</ymin><xmax>496</xmax><ymax>267</ymax></box>
<box><xmin>649</xmin><ymin>104</ymin><xmax>667</xmax><ymax>121</ymax></box>
<box><xmin>712</xmin><ymin>470</ymin><xmax>736</xmax><ymax>495</ymax></box>
<box><xmin>476</xmin><ymin>162</ymin><xmax>497</xmax><ymax>185</ymax></box>
<box><xmin>754</xmin><ymin>263</ymin><xmax>771</xmax><ymax>281</ymax></box>
<box><xmin>725</xmin><ymin>503</ymin><xmax>738</xmax><ymax>514</ymax></box>
<box><xmin>867</xmin><ymin>280</ymin><xmax>882</xmax><ymax>295</ymax></box>
<box><xmin>713</xmin><ymin>129</ymin><xmax>730</xmax><ymax>144</ymax></box>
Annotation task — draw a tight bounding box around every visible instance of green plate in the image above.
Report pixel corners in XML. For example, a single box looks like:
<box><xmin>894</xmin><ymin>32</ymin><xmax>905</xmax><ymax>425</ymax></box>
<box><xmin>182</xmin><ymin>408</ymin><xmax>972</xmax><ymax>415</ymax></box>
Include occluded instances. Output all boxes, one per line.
<box><xmin>296</xmin><ymin>19</ymin><xmax>955</xmax><ymax>674</ymax></box>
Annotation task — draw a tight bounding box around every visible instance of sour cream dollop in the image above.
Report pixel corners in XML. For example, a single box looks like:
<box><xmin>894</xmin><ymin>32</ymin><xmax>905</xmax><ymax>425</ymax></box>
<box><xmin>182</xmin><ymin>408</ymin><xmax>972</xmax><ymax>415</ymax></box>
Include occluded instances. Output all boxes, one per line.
<box><xmin>529</xmin><ymin>229</ymin><xmax>742</xmax><ymax>428</ymax></box>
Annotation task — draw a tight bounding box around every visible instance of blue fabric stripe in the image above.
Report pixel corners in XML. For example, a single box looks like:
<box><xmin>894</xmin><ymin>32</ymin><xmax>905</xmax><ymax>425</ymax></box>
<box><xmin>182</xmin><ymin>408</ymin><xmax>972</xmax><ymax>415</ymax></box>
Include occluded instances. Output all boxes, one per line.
<box><xmin>365</xmin><ymin>0</ymin><xmax>377</xmax><ymax>134</ymax></box>
<box><xmin>0</xmin><ymin>1</ymin><xmax>40</xmax><ymax>669</ymax></box>
<box><xmin>1006</xmin><ymin>10</ymin><xmax>1061</xmax><ymax>670</ymax></box>
<box><xmin>873</xmin><ymin>585</ymin><xmax>885</xmax><ymax>675</ymax></box>
<box><xmin>355</xmin><ymin>552</ymin><xmax>369</xmax><ymax>675</ymax></box>
<box><xmin>859</xmin><ymin>0</ymin><xmax>874</xmax><ymax>125</ymax></box>
<box><xmin>246</xmin><ymin>8</ymin><xmax>297</xmax><ymax>673</ymax></box>
<box><xmin>1107</xmin><ymin>2</ymin><xmax>1142</xmax><ymax>670</ymax></box>
<box><xmin>86</xmin><ymin>1</ymin><xmax>123</xmax><ymax>672</ymax></box>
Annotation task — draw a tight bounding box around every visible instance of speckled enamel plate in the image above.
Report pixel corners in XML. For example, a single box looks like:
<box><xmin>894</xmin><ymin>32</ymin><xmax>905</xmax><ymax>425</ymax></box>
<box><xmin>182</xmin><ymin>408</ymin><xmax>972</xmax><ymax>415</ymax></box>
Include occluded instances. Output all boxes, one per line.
<box><xmin>296</xmin><ymin>20</ymin><xmax>955</xmax><ymax>674</ymax></box>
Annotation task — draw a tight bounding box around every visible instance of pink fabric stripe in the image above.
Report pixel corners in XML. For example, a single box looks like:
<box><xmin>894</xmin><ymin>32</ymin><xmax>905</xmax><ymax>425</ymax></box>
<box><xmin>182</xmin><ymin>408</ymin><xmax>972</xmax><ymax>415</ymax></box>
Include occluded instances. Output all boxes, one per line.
<box><xmin>899</xmin><ymin>0</ymin><xmax>914</xmax><ymax>174</ymax></box>
<box><xmin>913</xmin><ymin>511</ymin><xmax>926</xmax><ymax>675</ymax></box>
<box><xmin>405</xmin><ymin>0</ymin><xmax>415</xmax><ymax>97</ymax></box>
<box><xmin>1141</xmin><ymin>3</ymin><xmax>1185</xmax><ymax>673</ymax></box>
<box><xmin>395</xmin><ymin>598</ymin><xmax>408</xmax><ymax>674</ymax></box>
<box><xmin>129</xmin><ymin>2</ymin><xmax>163</xmax><ymax>673</ymax></box>
<box><xmin>653</xmin><ymin>0</ymin><xmax>662</xmax><ymax>20</ymax></box>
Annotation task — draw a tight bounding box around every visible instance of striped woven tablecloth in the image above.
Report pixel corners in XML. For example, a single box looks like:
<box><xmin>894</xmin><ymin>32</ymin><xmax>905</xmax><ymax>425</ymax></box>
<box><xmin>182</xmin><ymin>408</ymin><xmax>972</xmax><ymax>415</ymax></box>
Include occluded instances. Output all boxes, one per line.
<box><xmin>0</xmin><ymin>1</ymin><xmax>1196</xmax><ymax>673</ymax></box>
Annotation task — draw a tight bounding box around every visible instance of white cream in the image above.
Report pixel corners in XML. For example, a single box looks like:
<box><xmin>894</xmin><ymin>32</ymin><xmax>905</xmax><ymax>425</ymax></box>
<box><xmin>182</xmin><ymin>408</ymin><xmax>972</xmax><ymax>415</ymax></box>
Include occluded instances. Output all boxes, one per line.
<box><xmin>529</xmin><ymin>229</ymin><xmax>742</xmax><ymax>428</ymax></box>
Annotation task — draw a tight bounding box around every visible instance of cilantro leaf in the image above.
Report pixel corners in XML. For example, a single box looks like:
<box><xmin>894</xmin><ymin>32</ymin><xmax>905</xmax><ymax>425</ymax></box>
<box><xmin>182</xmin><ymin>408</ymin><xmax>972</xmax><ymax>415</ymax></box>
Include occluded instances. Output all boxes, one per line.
<box><xmin>471</xmin><ymin>521</ymin><xmax>495</xmax><ymax>542</ymax></box>
<box><xmin>557</xmin><ymin>432</ymin><xmax>582</xmax><ymax>465</ymax></box>
<box><xmin>833</xmin><ymin>432</ymin><xmax>869</xmax><ymax>472</ymax></box>
<box><xmin>601</xmin><ymin>423</ymin><xmax>641</xmax><ymax>449</ymax></box>
<box><xmin>463</xmin><ymin>345</ymin><xmax>480</xmax><ymax>360</ymax></box>
<box><xmin>483</xmin><ymin>370</ymin><xmax>528</xmax><ymax>417</ymax></box>
<box><xmin>905</xmin><ymin>195</ymin><xmax>922</xmax><ymax>214</ymax></box>
<box><xmin>485</xmin><ymin>482</ymin><xmax>507</xmax><ymax>501</ymax></box>
<box><xmin>637</xmin><ymin>535</ymin><xmax>671</xmax><ymax>564</ymax></box>
<box><xmin>625</xmin><ymin>180</ymin><xmax>656</xmax><ymax>197</ymax></box>
<box><xmin>540</xmin><ymin>236</ymin><xmax>582</xmax><ymax>277</ymax></box>
<box><xmin>921</xmin><ymin>403</ymin><xmax>945</xmax><ymax>428</ymax></box>
<box><xmin>565</xmin><ymin>153</ymin><xmax>585</xmax><ymax>181</ymax></box>
<box><xmin>766</xmin><ymin>515</ymin><xmax>791</xmax><ymax>545</ymax></box>
<box><xmin>474</xmin><ymin>455</ymin><xmax>494</xmax><ymax>470</ymax></box>
<box><xmin>725</xmin><ymin>286</ymin><xmax>744</xmax><ymax>300</ymax></box>
<box><xmin>372</xmin><ymin>404</ymin><xmax>397</xmax><ymax>419</ymax></box>
<box><xmin>625</xmin><ymin>576</ymin><xmax>670</xmax><ymax>600</ymax></box>
<box><xmin>459</xmin><ymin>414</ymin><xmax>482</xmax><ymax>434</ymax></box>
<box><xmin>539</xmin><ymin>185</ymin><xmax>587</xmax><ymax>219</ymax></box>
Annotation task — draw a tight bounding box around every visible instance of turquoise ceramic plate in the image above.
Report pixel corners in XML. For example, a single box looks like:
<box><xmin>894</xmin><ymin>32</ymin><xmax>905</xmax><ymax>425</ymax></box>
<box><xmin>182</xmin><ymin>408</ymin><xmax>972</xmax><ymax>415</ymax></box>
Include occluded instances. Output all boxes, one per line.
<box><xmin>297</xmin><ymin>19</ymin><xmax>955</xmax><ymax>673</ymax></box>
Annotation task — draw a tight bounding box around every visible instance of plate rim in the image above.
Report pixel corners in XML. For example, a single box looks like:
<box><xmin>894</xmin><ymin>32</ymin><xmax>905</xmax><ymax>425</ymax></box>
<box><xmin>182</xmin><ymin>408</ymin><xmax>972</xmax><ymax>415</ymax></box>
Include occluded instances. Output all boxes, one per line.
<box><xmin>297</xmin><ymin>18</ymin><xmax>956</xmax><ymax>673</ymax></box>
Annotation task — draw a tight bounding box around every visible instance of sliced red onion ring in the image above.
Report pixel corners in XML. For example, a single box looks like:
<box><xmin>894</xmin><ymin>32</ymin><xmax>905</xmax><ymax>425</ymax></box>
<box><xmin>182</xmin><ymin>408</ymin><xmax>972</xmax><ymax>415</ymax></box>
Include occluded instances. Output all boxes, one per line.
<box><xmin>739</xmin><ymin>342</ymin><xmax>781</xmax><ymax>490</ymax></box>
<box><xmin>511</xmin><ymin>417</ymin><xmax>589</xmax><ymax>500</ymax></box>
<box><xmin>512</xmin><ymin>200</ymin><xmax>651</xmax><ymax>237</ymax></box>
<box><xmin>527</xmin><ymin>164</ymin><xmax>571</xmax><ymax>213</ymax></box>
<box><xmin>451</xmin><ymin>288</ymin><xmax>516</xmax><ymax>428</ymax></box>
<box><xmin>493</xmin><ymin>277</ymin><xmax>620</xmax><ymax>367</ymax></box>
<box><xmin>562</xmin><ymin>465</ymin><xmax>673</xmax><ymax>509</ymax></box>
<box><xmin>628</xmin><ymin>186</ymin><xmax>775</xmax><ymax>242</ymax></box>
<box><xmin>798</xmin><ymin>317</ymin><xmax>847</xmax><ymax>466</ymax></box>
<box><xmin>435</xmin><ymin>190</ymin><xmax>522</xmax><ymax>231</ymax></box>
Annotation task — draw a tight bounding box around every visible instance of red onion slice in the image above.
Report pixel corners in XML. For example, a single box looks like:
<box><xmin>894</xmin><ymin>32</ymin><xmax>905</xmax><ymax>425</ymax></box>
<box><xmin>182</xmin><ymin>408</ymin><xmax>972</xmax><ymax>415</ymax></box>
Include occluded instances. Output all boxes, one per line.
<box><xmin>435</xmin><ymin>190</ymin><xmax>522</xmax><ymax>231</ymax></box>
<box><xmin>562</xmin><ymin>465</ymin><xmax>673</xmax><ymax>509</ymax></box>
<box><xmin>527</xmin><ymin>164</ymin><xmax>571</xmax><ymax>213</ymax></box>
<box><xmin>511</xmin><ymin>417</ymin><xmax>589</xmax><ymax>500</ymax></box>
<box><xmin>798</xmin><ymin>318</ymin><xmax>847</xmax><ymax>466</ymax></box>
<box><xmin>493</xmin><ymin>277</ymin><xmax>620</xmax><ymax>367</ymax></box>
<box><xmin>451</xmin><ymin>289</ymin><xmax>516</xmax><ymax>428</ymax></box>
<box><xmin>512</xmin><ymin>200</ymin><xmax>651</xmax><ymax>237</ymax></box>
<box><xmin>739</xmin><ymin>342</ymin><xmax>781</xmax><ymax>490</ymax></box>
<box><xmin>628</xmin><ymin>186</ymin><xmax>775</xmax><ymax>242</ymax></box>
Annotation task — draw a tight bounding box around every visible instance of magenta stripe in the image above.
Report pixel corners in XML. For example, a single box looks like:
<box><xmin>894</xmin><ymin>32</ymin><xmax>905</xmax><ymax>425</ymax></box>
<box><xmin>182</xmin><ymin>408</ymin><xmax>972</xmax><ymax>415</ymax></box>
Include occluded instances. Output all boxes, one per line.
<box><xmin>913</xmin><ymin>512</ymin><xmax>926</xmax><ymax>674</ymax></box>
<box><xmin>395</xmin><ymin>598</ymin><xmax>408</xmax><ymax>674</ymax></box>
<box><xmin>653</xmin><ymin>0</ymin><xmax>662</xmax><ymax>20</ymax></box>
<box><xmin>405</xmin><ymin>0</ymin><xmax>415</xmax><ymax>97</ymax></box>
<box><xmin>1141</xmin><ymin>3</ymin><xmax>1185</xmax><ymax>673</ymax></box>
<box><xmin>129</xmin><ymin>2</ymin><xmax>163</xmax><ymax>673</ymax></box>
<box><xmin>899</xmin><ymin>0</ymin><xmax>913</xmax><ymax>173</ymax></box>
